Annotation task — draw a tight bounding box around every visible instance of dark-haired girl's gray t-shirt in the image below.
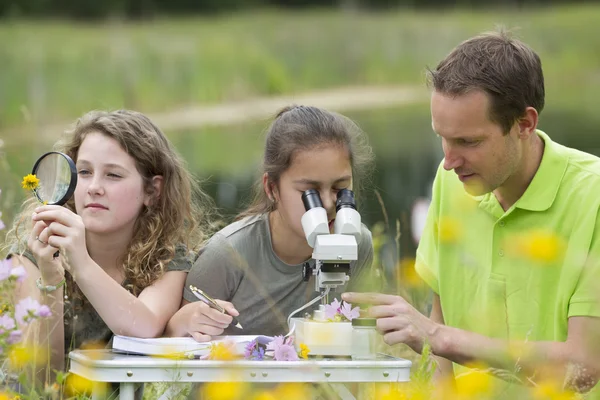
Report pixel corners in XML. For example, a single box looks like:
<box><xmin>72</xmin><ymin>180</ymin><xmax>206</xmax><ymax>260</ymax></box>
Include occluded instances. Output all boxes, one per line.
<box><xmin>183</xmin><ymin>213</ymin><xmax>374</xmax><ymax>337</ymax></box>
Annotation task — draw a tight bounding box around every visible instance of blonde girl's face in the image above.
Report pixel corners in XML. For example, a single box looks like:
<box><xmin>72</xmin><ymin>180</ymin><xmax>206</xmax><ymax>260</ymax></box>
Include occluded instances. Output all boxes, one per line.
<box><xmin>74</xmin><ymin>132</ymin><xmax>150</xmax><ymax>236</ymax></box>
<box><xmin>271</xmin><ymin>143</ymin><xmax>353</xmax><ymax>246</ymax></box>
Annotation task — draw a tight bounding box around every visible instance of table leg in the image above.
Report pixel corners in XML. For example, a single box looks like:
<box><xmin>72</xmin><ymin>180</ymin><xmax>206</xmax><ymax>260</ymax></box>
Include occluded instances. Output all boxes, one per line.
<box><xmin>330</xmin><ymin>383</ymin><xmax>356</xmax><ymax>400</ymax></box>
<box><xmin>119</xmin><ymin>382</ymin><xmax>135</xmax><ymax>400</ymax></box>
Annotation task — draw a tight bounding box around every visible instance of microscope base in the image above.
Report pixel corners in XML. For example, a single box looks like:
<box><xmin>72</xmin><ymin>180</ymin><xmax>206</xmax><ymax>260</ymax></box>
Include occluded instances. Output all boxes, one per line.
<box><xmin>289</xmin><ymin>318</ymin><xmax>353</xmax><ymax>356</ymax></box>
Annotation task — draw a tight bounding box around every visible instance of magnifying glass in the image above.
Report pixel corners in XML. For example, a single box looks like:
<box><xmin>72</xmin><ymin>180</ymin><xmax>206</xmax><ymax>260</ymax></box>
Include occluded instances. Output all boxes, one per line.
<box><xmin>31</xmin><ymin>152</ymin><xmax>77</xmax><ymax>258</ymax></box>
<box><xmin>31</xmin><ymin>151</ymin><xmax>77</xmax><ymax>206</ymax></box>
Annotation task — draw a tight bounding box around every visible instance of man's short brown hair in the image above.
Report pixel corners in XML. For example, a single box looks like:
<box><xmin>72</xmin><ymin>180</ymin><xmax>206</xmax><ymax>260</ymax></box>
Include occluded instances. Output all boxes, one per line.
<box><xmin>427</xmin><ymin>30</ymin><xmax>545</xmax><ymax>134</ymax></box>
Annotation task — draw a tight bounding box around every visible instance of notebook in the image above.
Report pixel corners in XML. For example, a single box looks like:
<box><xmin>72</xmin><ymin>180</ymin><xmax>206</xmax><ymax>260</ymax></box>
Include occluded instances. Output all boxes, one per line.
<box><xmin>112</xmin><ymin>335</ymin><xmax>272</xmax><ymax>358</ymax></box>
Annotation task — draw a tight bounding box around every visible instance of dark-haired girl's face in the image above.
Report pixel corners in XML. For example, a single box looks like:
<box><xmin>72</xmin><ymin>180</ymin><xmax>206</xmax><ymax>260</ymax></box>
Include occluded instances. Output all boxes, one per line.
<box><xmin>271</xmin><ymin>144</ymin><xmax>352</xmax><ymax>252</ymax></box>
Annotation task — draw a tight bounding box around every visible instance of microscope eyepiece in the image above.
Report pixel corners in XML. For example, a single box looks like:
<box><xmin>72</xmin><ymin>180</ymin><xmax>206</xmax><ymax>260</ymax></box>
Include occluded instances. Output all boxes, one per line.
<box><xmin>302</xmin><ymin>189</ymin><xmax>324</xmax><ymax>211</ymax></box>
<box><xmin>336</xmin><ymin>189</ymin><xmax>356</xmax><ymax>212</ymax></box>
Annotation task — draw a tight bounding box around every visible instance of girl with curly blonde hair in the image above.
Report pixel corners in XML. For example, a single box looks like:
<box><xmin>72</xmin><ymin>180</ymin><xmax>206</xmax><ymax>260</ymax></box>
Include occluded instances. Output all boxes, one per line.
<box><xmin>6</xmin><ymin>110</ymin><xmax>212</xmax><ymax>382</ymax></box>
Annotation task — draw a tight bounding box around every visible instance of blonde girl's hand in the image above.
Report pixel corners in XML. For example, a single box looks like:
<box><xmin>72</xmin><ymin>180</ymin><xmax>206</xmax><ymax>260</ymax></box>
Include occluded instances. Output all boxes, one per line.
<box><xmin>32</xmin><ymin>205</ymin><xmax>90</xmax><ymax>275</ymax></box>
<box><xmin>28</xmin><ymin>218</ymin><xmax>64</xmax><ymax>282</ymax></box>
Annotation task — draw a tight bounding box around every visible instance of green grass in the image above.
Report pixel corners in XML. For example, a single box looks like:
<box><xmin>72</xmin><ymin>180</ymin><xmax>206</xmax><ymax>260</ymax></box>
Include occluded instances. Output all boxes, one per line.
<box><xmin>0</xmin><ymin>4</ymin><xmax>599</xmax><ymax>131</ymax></box>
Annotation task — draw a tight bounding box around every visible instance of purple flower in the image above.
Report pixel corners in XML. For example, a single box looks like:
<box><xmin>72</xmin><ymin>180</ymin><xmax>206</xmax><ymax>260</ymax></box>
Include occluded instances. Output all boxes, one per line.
<box><xmin>251</xmin><ymin>346</ymin><xmax>265</xmax><ymax>361</ymax></box>
<box><xmin>7</xmin><ymin>330</ymin><xmax>22</xmax><ymax>344</ymax></box>
<box><xmin>0</xmin><ymin>258</ymin><xmax>12</xmax><ymax>281</ymax></box>
<box><xmin>37</xmin><ymin>305</ymin><xmax>52</xmax><ymax>318</ymax></box>
<box><xmin>274</xmin><ymin>344</ymin><xmax>298</xmax><ymax>361</ymax></box>
<box><xmin>244</xmin><ymin>339</ymin><xmax>257</xmax><ymax>359</ymax></box>
<box><xmin>10</xmin><ymin>265</ymin><xmax>27</xmax><ymax>282</ymax></box>
<box><xmin>0</xmin><ymin>314</ymin><xmax>16</xmax><ymax>334</ymax></box>
<box><xmin>266</xmin><ymin>335</ymin><xmax>298</xmax><ymax>361</ymax></box>
<box><xmin>324</xmin><ymin>298</ymin><xmax>342</xmax><ymax>320</ymax></box>
<box><xmin>340</xmin><ymin>301</ymin><xmax>360</xmax><ymax>321</ymax></box>
<box><xmin>15</xmin><ymin>297</ymin><xmax>43</xmax><ymax>326</ymax></box>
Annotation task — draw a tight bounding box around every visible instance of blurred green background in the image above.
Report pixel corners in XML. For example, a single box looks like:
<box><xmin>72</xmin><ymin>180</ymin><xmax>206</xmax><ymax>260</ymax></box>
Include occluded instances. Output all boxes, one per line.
<box><xmin>1</xmin><ymin>1</ymin><xmax>599</xmax><ymax>285</ymax></box>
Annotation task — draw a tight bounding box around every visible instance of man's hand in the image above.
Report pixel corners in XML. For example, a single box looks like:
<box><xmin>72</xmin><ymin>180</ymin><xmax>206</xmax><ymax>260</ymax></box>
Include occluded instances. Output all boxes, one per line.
<box><xmin>342</xmin><ymin>292</ymin><xmax>440</xmax><ymax>354</ymax></box>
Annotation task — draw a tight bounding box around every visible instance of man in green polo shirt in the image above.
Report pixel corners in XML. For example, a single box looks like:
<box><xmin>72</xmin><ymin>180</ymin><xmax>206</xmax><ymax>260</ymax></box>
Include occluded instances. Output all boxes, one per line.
<box><xmin>343</xmin><ymin>31</ymin><xmax>600</xmax><ymax>394</ymax></box>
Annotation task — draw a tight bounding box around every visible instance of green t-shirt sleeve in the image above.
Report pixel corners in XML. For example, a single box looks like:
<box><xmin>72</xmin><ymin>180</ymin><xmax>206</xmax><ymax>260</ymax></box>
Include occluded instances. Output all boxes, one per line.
<box><xmin>568</xmin><ymin>206</ymin><xmax>600</xmax><ymax>318</ymax></box>
<box><xmin>415</xmin><ymin>164</ymin><xmax>443</xmax><ymax>294</ymax></box>
<box><xmin>165</xmin><ymin>245</ymin><xmax>195</xmax><ymax>272</ymax></box>
<box><xmin>183</xmin><ymin>234</ymin><xmax>244</xmax><ymax>304</ymax></box>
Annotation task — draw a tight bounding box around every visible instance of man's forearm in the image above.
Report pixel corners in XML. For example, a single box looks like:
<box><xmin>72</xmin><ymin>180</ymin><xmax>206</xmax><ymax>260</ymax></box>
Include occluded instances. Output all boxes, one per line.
<box><xmin>431</xmin><ymin>324</ymin><xmax>598</xmax><ymax>392</ymax></box>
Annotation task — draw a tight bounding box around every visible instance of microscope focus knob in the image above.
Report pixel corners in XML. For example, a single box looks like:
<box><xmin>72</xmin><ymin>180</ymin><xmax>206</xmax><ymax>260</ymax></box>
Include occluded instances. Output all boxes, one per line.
<box><xmin>302</xmin><ymin>262</ymin><xmax>311</xmax><ymax>281</ymax></box>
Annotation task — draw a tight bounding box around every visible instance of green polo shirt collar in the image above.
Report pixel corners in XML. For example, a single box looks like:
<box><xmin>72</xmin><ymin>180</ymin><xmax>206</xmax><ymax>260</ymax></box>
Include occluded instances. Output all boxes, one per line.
<box><xmin>478</xmin><ymin>130</ymin><xmax>568</xmax><ymax>216</ymax></box>
<box><xmin>515</xmin><ymin>130</ymin><xmax>568</xmax><ymax>211</ymax></box>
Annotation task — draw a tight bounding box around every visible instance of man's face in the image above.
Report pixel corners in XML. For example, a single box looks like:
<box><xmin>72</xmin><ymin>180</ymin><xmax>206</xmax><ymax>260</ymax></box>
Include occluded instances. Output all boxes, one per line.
<box><xmin>431</xmin><ymin>90</ymin><xmax>521</xmax><ymax>196</ymax></box>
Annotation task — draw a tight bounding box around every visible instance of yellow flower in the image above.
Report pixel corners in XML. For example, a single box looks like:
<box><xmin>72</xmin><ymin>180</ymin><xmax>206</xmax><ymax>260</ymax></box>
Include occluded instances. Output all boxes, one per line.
<box><xmin>532</xmin><ymin>380</ymin><xmax>576</xmax><ymax>400</ymax></box>
<box><xmin>455</xmin><ymin>368</ymin><xmax>494</xmax><ymax>397</ymax></box>
<box><xmin>517</xmin><ymin>229</ymin><xmax>565</xmax><ymax>264</ymax></box>
<box><xmin>299</xmin><ymin>343</ymin><xmax>310</xmax><ymax>359</ymax></box>
<box><xmin>64</xmin><ymin>373</ymin><xmax>105</xmax><ymax>397</ymax></box>
<box><xmin>251</xmin><ymin>391</ymin><xmax>278</xmax><ymax>400</ymax></box>
<box><xmin>21</xmin><ymin>174</ymin><xmax>40</xmax><ymax>191</ymax></box>
<box><xmin>207</xmin><ymin>341</ymin><xmax>237</xmax><ymax>360</ymax></box>
<box><xmin>437</xmin><ymin>216</ymin><xmax>463</xmax><ymax>243</ymax></box>
<box><xmin>202</xmin><ymin>382</ymin><xmax>247</xmax><ymax>400</ymax></box>
<box><xmin>0</xmin><ymin>393</ymin><xmax>10</xmax><ymax>400</ymax></box>
<box><xmin>398</xmin><ymin>258</ymin><xmax>424</xmax><ymax>288</ymax></box>
<box><xmin>8</xmin><ymin>345</ymin><xmax>47</xmax><ymax>368</ymax></box>
<box><xmin>273</xmin><ymin>383</ymin><xmax>311</xmax><ymax>400</ymax></box>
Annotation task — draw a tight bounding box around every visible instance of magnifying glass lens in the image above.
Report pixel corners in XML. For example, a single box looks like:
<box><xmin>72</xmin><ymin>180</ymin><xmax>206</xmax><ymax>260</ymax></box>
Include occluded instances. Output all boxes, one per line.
<box><xmin>32</xmin><ymin>152</ymin><xmax>77</xmax><ymax>206</ymax></box>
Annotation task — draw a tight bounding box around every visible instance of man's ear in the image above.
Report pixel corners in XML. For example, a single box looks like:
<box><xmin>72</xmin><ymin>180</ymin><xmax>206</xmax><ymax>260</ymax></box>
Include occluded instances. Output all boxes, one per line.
<box><xmin>517</xmin><ymin>106</ymin><xmax>539</xmax><ymax>139</ymax></box>
<box><xmin>262</xmin><ymin>173</ymin><xmax>277</xmax><ymax>202</ymax></box>
<box><xmin>144</xmin><ymin>175</ymin><xmax>164</xmax><ymax>206</ymax></box>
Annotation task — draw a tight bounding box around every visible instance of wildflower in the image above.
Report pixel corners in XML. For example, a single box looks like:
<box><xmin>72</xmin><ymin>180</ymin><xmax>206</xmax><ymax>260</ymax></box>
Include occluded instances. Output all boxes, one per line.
<box><xmin>8</xmin><ymin>345</ymin><xmax>47</xmax><ymax>367</ymax></box>
<box><xmin>340</xmin><ymin>301</ymin><xmax>360</xmax><ymax>321</ymax></box>
<box><xmin>273</xmin><ymin>383</ymin><xmax>311</xmax><ymax>400</ymax></box>
<box><xmin>455</xmin><ymin>368</ymin><xmax>493</xmax><ymax>397</ymax></box>
<box><xmin>324</xmin><ymin>298</ymin><xmax>342</xmax><ymax>320</ymax></box>
<box><xmin>251</xmin><ymin>391</ymin><xmax>278</xmax><ymax>400</ymax></box>
<box><xmin>7</xmin><ymin>330</ymin><xmax>22</xmax><ymax>344</ymax></box>
<box><xmin>267</xmin><ymin>335</ymin><xmax>298</xmax><ymax>361</ymax></box>
<box><xmin>244</xmin><ymin>339</ymin><xmax>265</xmax><ymax>361</ymax></box>
<box><xmin>9</xmin><ymin>265</ymin><xmax>27</xmax><ymax>282</ymax></box>
<box><xmin>37</xmin><ymin>305</ymin><xmax>52</xmax><ymax>318</ymax></box>
<box><xmin>64</xmin><ymin>373</ymin><xmax>102</xmax><ymax>397</ymax></box>
<box><xmin>325</xmin><ymin>298</ymin><xmax>359</xmax><ymax>321</ymax></box>
<box><xmin>252</xmin><ymin>346</ymin><xmax>265</xmax><ymax>361</ymax></box>
<box><xmin>0</xmin><ymin>314</ymin><xmax>16</xmax><ymax>333</ymax></box>
<box><xmin>203</xmin><ymin>340</ymin><xmax>237</xmax><ymax>361</ymax></box>
<box><xmin>15</xmin><ymin>296</ymin><xmax>49</xmax><ymax>326</ymax></box>
<box><xmin>299</xmin><ymin>343</ymin><xmax>310</xmax><ymax>359</ymax></box>
<box><xmin>532</xmin><ymin>380</ymin><xmax>576</xmax><ymax>400</ymax></box>
<box><xmin>202</xmin><ymin>382</ymin><xmax>247</xmax><ymax>400</ymax></box>
<box><xmin>520</xmin><ymin>229</ymin><xmax>565</xmax><ymax>264</ymax></box>
<box><xmin>0</xmin><ymin>258</ymin><xmax>12</xmax><ymax>281</ymax></box>
<box><xmin>437</xmin><ymin>216</ymin><xmax>463</xmax><ymax>243</ymax></box>
<box><xmin>21</xmin><ymin>174</ymin><xmax>40</xmax><ymax>191</ymax></box>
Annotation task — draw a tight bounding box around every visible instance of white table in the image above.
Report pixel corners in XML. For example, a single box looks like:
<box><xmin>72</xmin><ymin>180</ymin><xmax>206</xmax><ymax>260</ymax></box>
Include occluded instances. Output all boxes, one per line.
<box><xmin>69</xmin><ymin>350</ymin><xmax>412</xmax><ymax>400</ymax></box>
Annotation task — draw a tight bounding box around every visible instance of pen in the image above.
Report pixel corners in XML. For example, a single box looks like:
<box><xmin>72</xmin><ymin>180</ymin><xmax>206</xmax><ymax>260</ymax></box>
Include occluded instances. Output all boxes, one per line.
<box><xmin>189</xmin><ymin>285</ymin><xmax>243</xmax><ymax>330</ymax></box>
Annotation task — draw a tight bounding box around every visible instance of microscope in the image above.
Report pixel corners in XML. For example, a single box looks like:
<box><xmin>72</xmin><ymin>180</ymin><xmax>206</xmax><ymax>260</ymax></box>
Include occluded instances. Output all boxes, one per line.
<box><xmin>290</xmin><ymin>188</ymin><xmax>362</xmax><ymax>356</ymax></box>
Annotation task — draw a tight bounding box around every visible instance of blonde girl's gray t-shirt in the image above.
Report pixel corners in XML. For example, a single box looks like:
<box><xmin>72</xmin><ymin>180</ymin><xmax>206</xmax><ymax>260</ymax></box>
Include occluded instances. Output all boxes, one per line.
<box><xmin>183</xmin><ymin>213</ymin><xmax>374</xmax><ymax>337</ymax></box>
